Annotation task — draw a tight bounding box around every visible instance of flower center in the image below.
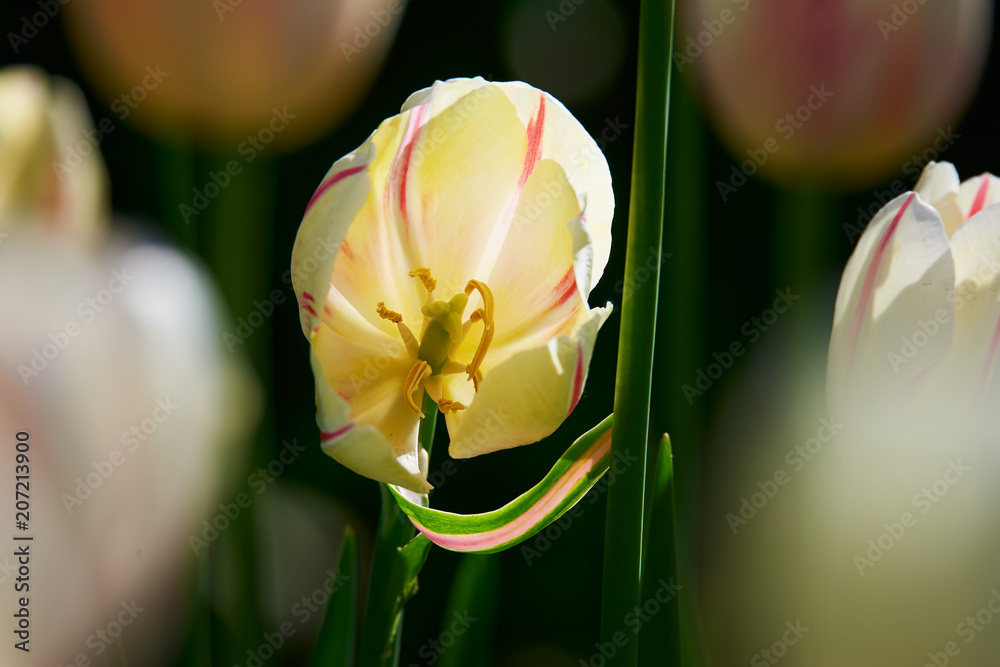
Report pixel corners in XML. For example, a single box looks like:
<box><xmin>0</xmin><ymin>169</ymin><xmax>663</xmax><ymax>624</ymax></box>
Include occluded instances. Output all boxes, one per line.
<box><xmin>376</xmin><ymin>268</ymin><xmax>494</xmax><ymax>417</ymax></box>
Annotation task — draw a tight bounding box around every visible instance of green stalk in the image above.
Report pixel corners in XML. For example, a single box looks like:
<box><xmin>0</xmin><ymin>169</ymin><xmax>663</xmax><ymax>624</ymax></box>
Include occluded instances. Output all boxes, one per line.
<box><xmin>773</xmin><ymin>187</ymin><xmax>833</xmax><ymax>292</ymax></box>
<box><xmin>601</xmin><ymin>0</ymin><xmax>675</xmax><ymax>664</ymax></box>
<box><xmin>206</xmin><ymin>157</ymin><xmax>274</xmax><ymax>664</ymax></box>
<box><xmin>357</xmin><ymin>393</ymin><xmax>437</xmax><ymax>667</ymax></box>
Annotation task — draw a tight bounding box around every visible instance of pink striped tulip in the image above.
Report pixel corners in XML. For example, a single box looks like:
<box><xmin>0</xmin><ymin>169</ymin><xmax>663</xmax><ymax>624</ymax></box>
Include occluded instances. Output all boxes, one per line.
<box><xmin>828</xmin><ymin>161</ymin><xmax>1000</xmax><ymax>415</ymax></box>
<box><xmin>682</xmin><ymin>0</ymin><xmax>991</xmax><ymax>187</ymax></box>
<box><xmin>292</xmin><ymin>78</ymin><xmax>614</xmax><ymax>494</ymax></box>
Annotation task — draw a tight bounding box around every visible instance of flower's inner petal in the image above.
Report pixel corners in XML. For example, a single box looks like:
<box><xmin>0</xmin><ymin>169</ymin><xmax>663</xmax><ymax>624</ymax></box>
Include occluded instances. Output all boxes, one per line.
<box><xmin>313</xmin><ymin>323</ymin><xmax>420</xmax><ymax>459</ymax></box>
<box><xmin>401</xmin><ymin>85</ymin><xmax>528</xmax><ymax>296</ymax></box>
<box><xmin>330</xmin><ymin>110</ymin><xmax>428</xmax><ymax>333</ymax></box>
<box><xmin>946</xmin><ymin>206</ymin><xmax>1000</xmax><ymax>397</ymax></box>
<box><xmin>472</xmin><ymin>159</ymin><xmax>586</xmax><ymax>370</ymax></box>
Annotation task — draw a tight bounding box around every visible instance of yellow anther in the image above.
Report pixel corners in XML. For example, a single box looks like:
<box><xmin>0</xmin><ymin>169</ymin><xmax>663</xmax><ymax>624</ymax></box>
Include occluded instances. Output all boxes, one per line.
<box><xmin>464</xmin><ymin>280</ymin><xmax>495</xmax><ymax>382</ymax></box>
<box><xmin>437</xmin><ymin>399</ymin><xmax>466</xmax><ymax>414</ymax></box>
<box><xmin>376</xmin><ymin>302</ymin><xmax>402</xmax><ymax>324</ymax></box>
<box><xmin>467</xmin><ymin>366</ymin><xmax>484</xmax><ymax>393</ymax></box>
<box><xmin>403</xmin><ymin>360</ymin><xmax>432</xmax><ymax>417</ymax></box>
<box><xmin>409</xmin><ymin>267</ymin><xmax>437</xmax><ymax>293</ymax></box>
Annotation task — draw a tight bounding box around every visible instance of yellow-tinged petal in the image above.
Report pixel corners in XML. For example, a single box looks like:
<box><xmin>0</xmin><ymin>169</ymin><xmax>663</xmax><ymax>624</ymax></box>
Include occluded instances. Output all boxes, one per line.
<box><xmin>310</xmin><ymin>331</ymin><xmax>430</xmax><ymax>494</ymax></box>
<box><xmin>827</xmin><ymin>191</ymin><xmax>954</xmax><ymax>416</ymax></box>
<box><xmin>447</xmin><ymin>305</ymin><xmax>610</xmax><ymax>458</ymax></box>
<box><xmin>401</xmin><ymin>77</ymin><xmax>614</xmax><ymax>288</ymax></box>
<box><xmin>291</xmin><ymin>140</ymin><xmax>374</xmax><ymax>336</ymax></box>
<box><xmin>0</xmin><ymin>66</ymin><xmax>108</xmax><ymax>246</ymax></box>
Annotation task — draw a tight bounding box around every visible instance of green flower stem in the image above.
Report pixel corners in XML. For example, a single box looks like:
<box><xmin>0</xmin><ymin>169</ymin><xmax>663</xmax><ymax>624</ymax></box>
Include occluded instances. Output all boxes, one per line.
<box><xmin>601</xmin><ymin>0</ymin><xmax>675</xmax><ymax>664</ymax></box>
<box><xmin>357</xmin><ymin>393</ymin><xmax>437</xmax><ymax>667</ymax></box>
<box><xmin>205</xmin><ymin>157</ymin><xmax>274</xmax><ymax>664</ymax></box>
<box><xmin>657</xmin><ymin>74</ymin><xmax>709</xmax><ymax>667</ymax></box>
<box><xmin>773</xmin><ymin>187</ymin><xmax>833</xmax><ymax>292</ymax></box>
<box><xmin>639</xmin><ymin>436</ymin><xmax>681</xmax><ymax>667</ymax></box>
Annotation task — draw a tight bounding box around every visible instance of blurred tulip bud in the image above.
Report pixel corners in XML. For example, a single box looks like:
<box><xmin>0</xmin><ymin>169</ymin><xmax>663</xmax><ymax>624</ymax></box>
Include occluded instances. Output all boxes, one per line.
<box><xmin>0</xmin><ymin>66</ymin><xmax>108</xmax><ymax>246</ymax></box>
<box><xmin>680</xmin><ymin>0</ymin><xmax>993</xmax><ymax>187</ymax></box>
<box><xmin>64</xmin><ymin>0</ymin><xmax>409</xmax><ymax>149</ymax></box>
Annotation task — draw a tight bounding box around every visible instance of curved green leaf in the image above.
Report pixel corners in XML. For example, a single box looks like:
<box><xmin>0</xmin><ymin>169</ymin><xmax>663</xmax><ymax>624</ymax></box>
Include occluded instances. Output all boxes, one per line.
<box><xmin>309</xmin><ymin>526</ymin><xmax>358</xmax><ymax>667</ymax></box>
<box><xmin>388</xmin><ymin>415</ymin><xmax>613</xmax><ymax>553</ymax></box>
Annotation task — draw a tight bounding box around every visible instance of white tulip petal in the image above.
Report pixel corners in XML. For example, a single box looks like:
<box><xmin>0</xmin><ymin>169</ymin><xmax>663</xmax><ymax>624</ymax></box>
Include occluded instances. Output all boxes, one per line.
<box><xmin>828</xmin><ymin>192</ymin><xmax>955</xmax><ymax>414</ymax></box>
<box><xmin>945</xmin><ymin>205</ymin><xmax>1000</xmax><ymax>397</ymax></box>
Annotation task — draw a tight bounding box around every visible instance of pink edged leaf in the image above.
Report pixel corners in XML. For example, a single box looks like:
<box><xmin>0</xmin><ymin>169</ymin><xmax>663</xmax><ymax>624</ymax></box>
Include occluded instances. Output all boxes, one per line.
<box><xmin>388</xmin><ymin>415</ymin><xmax>613</xmax><ymax>553</ymax></box>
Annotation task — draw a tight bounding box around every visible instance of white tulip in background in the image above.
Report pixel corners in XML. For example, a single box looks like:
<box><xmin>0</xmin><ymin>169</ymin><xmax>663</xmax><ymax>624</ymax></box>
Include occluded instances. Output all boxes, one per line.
<box><xmin>702</xmin><ymin>161</ymin><xmax>1000</xmax><ymax>666</ymax></box>
<box><xmin>0</xmin><ymin>66</ymin><xmax>258</xmax><ymax>666</ymax></box>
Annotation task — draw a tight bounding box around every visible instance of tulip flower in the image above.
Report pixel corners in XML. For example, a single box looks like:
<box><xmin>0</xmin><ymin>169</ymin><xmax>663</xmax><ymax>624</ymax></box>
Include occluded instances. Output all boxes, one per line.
<box><xmin>681</xmin><ymin>0</ymin><xmax>992</xmax><ymax>187</ymax></box>
<box><xmin>828</xmin><ymin>161</ymin><xmax>1000</xmax><ymax>414</ymax></box>
<box><xmin>64</xmin><ymin>0</ymin><xmax>409</xmax><ymax>149</ymax></box>
<box><xmin>292</xmin><ymin>78</ymin><xmax>614</xmax><ymax>494</ymax></box>
<box><xmin>0</xmin><ymin>67</ymin><xmax>107</xmax><ymax>246</ymax></box>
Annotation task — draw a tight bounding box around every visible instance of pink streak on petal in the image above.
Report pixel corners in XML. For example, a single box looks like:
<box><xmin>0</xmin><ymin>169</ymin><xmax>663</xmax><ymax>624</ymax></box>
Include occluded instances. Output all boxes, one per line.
<box><xmin>340</xmin><ymin>240</ymin><xmax>356</xmax><ymax>261</ymax></box>
<box><xmin>567</xmin><ymin>345</ymin><xmax>585</xmax><ymax>416</ymax></box>
<box><xmin>967</xmin><ymin>177</ymin><xmax>991</xmax><ymax>220</ymax></box>
<box><xmin>321</xmin><ymin>422</ymin><xmax>355</xmax><ymax>443</ymax></box>
<box><xmin>395</xmin><ymin>104</ymin><xmax>430</xmax><ymax>230</ymax></box>
<box><xmin>520</xmin><ymin>96</ymin><xmax>546</xmax><ymax>188</ymax></box>
<box><xmin>411</xmin><ymin>432</ymin><xmax>611</xmax><ymax>551</ymax></box>
<box><xmin>305</xmin><ymin>165</ymin><xmax>367</xmax><ymax>214</ymax></box>
<box><xmin>978</xmin><ymin>313</ymin><xmax>1000</xmax><ymax>395</ymax></box>
<box><xmin>847</xmin><ymin>194</ymin><xmax>915</xmax><ymax>367</ymax></box>
<box><xmin>302</xmin><ymin>303</ymin><xmax>318</xmax><ymax>318</ymax></box>
<box><xmin>302</xmin><ymin>292</ymin><xmax>315</xmax><ymax>302</ymax></box>
<box><xmin>553</xmin><ymin>268</ymin><xmax>577</xmax><ymax>307</ymax></box>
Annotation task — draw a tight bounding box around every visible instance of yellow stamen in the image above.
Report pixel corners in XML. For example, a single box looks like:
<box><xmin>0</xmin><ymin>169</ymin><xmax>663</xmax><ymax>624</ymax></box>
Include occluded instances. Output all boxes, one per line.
<box><xmin>403</xmin><ymin>360</ymin><xmax>431</xmax><ymax>417</ymax></box>
<box><xmin>437</xmin><ymin>399</ymin><xmax>466</xmax><ymax>414</ymax></box>
<box><xmin>409</xmin><ymin>267</ymin><xmax>437</xmax><ymax>294</ymax></box>
<box><xmin>464</xmin><ymin>280</ymin><xmax>494</xmax><ymax>382</ymax></box>
<box><xmin>467</xmin><ymin>366</ymin><xmax>484</xmax><ymax>393</ymax></box>
<box><xmin>376</xmin><ymin>302</ymin><xmax>402</xmax><ymax>323</ymax></box>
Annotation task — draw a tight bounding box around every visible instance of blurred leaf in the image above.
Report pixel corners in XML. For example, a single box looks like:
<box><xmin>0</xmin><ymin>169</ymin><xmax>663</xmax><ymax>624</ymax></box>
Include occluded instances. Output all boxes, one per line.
<box><xmin>639</xmin><ymin>435</ymin><xmax>681</xmax><ymax>666</ymax></box>
<box><xmin>309</xmin><ymin>526</ymin><xmax>359</xmax><ymax>667</ymax></box>
<box><xmin>388</xmin><ymin>415</ymin><xmax>613</xmax><ymax>553</ymax></box>
<box><xmin>435</xmin><ymin>554</ymin><xmax>501</xmax><ymax>667</ymax></box>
